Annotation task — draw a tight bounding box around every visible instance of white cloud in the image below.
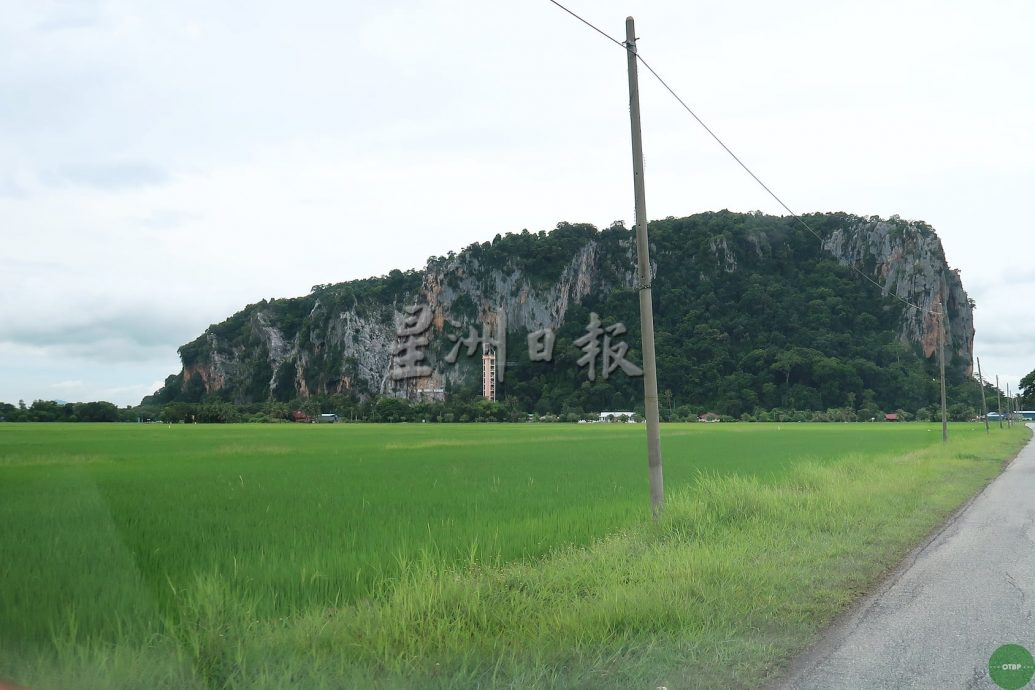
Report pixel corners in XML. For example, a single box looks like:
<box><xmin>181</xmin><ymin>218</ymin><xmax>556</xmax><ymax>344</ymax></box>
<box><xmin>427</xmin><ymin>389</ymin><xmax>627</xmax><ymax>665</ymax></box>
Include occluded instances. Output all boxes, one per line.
<box><xmin>42</xmin><ymin>161</ymin><xmax>169</xmax><ymax>190</ymax></box>
<box><xmin>2</xmin><ymin>0</ymin><xmax>1034</xmax><ymax>404</ymax></box>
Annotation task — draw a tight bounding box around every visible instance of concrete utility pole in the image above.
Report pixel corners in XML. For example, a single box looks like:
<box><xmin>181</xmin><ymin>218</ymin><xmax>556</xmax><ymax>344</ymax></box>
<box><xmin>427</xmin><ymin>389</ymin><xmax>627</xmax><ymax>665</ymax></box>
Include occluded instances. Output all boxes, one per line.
<box><xmin>937</xmin><ymin>294</ymin><xmax>948</xmax><ymax>444</ymax></box>
<box><xmin>977</xmin><ymin>357</ymin><xmax>989</xmax><ymax>434</ymax></box>
<box><xmin>996</xmin><ymin>375</ymin><xmax>1003</xmax><ymax>429</ymax></box>
<box><xmin>625</xmin><ymin>16</ymin><xmax>664</xmax><ymax>520</ymax></box>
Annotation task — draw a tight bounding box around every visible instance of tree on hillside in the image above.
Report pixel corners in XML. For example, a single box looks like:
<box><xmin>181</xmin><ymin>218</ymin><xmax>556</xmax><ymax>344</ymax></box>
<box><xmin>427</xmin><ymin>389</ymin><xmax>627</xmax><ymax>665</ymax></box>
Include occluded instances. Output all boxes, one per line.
<box><xmin>1020</xmin><ymin>368</ymin><xmax>1035</xmax><ymax>408</ymax></box>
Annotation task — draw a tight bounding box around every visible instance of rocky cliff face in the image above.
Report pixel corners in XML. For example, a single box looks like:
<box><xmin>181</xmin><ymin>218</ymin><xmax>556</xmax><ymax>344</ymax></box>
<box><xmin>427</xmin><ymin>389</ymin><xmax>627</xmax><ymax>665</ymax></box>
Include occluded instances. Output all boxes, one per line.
<box><xmin>821</xmin><ymin>216</ymin><xmax>974</xmax><ymax>374</ymax></box>
<box><xmin>161</xmin><ymin>212</ymin><xmax>974</xmax><ymax>405</ymax></box>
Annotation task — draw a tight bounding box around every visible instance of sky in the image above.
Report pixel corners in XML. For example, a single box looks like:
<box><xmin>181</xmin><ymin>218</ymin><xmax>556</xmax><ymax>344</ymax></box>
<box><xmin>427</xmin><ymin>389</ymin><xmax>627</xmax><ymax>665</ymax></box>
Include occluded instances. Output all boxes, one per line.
<box><xmin>2</xmin><ymin>0</ymin><xmax>1033</xmax><ymax>407</ymax></box>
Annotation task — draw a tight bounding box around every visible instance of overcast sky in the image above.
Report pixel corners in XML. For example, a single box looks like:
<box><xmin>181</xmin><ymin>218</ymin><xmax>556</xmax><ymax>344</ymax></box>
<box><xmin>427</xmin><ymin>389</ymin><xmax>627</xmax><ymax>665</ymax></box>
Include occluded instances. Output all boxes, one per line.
<box><xmin>2</xmin><ymin>0</ymin><xmax>1033</xmax><ymax>407</ymax></box>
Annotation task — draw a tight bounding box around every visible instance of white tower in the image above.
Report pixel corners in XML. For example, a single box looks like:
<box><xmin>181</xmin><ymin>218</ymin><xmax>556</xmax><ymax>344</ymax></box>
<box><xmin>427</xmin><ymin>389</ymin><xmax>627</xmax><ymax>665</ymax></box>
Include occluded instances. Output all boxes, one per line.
<box><xmin>482</xmin><ymin>342</ymin><xmax>496</xmax><ymax>401</ymax></box>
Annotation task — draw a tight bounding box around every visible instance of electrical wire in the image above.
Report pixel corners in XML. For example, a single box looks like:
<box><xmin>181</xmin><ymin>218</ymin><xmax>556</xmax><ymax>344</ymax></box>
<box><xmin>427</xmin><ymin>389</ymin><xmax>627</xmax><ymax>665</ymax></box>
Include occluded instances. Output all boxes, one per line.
<box><xmin>545</xmin><ymin>0</ymin><xmax>625</xmax><ymax>48</ymax></box>
<box><xmin>545</xmin><ymin>0</ymin><xmax>945</xmax><ymax>317</ymax></box>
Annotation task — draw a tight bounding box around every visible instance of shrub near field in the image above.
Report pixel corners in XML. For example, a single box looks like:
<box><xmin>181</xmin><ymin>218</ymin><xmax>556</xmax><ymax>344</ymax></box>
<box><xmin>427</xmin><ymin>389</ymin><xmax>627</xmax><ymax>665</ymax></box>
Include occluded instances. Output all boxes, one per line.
<box><xmin>0</xmin><ymin>422</ymin><xmax>1029</xmax><ymax>689</ymax></box>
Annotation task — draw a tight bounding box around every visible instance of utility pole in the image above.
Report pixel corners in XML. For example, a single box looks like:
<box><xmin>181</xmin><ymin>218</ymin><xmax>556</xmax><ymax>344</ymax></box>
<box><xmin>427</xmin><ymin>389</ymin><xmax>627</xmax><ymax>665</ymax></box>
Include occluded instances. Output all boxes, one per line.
<box><xmin>996</xmin><ymin>375</ymin><xmax>1003</xmax><ymax>429</ymax></box>
<box><xmin>977</xmin><ymin>357</ymin><xmax>989</xmax><ymax>434</ymax></box>
<box><xmin>1007</xmin><ymin>383</ymin><xmax>1013</xmax><ymax>428</ymax></box>
<box><xmin>625</xmin><ymin>16</ymin><xmax>664</xmax><ymax>520</ymax></box>
<box><xmin>937</xmin><ymin>293</ymin><xmax>948</xmax><ymax>444</ymax></box>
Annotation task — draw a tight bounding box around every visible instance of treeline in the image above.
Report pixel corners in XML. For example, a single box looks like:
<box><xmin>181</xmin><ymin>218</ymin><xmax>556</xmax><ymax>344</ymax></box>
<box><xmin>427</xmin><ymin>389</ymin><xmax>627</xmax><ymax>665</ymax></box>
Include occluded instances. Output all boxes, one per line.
<box><xmin>0</xmin><ymin>400</ymin><xmax>126</xmax><ymax>423</ymax></box>
<box><xmin>152</xmin><ymin>393</ymin><xmax>528</xmax><ymax>424</ymax></box>
<box><xmin>0</xmin><ymin>387</ymin><xmax>998</xmax><ymax>425</ymax></box>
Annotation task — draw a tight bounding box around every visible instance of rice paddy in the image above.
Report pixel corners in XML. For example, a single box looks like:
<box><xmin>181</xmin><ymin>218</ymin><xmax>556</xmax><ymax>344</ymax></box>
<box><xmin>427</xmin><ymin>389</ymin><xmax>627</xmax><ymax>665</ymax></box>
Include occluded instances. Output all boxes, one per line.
<box><xmin>0</xmin><ymin>421</ymin><xmax>1028</xmax><ymax>689</ymax></box>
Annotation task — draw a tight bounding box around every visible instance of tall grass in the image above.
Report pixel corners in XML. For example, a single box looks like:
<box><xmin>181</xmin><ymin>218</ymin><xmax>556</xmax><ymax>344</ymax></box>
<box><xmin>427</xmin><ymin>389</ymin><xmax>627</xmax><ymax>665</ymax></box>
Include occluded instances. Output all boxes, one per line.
<box><xmin>0</xmin><ymin>422</ymin><xmax>1026</xmax><ymax>688</ymax></box>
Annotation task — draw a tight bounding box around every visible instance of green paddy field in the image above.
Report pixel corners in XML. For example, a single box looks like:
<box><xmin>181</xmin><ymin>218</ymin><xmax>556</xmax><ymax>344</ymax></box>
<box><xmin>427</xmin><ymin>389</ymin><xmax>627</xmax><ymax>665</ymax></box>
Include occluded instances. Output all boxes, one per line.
<box><xmin>0</xmin><ymin>422</ymin><xmax>1029</xmax><ymax>689</ymax></box>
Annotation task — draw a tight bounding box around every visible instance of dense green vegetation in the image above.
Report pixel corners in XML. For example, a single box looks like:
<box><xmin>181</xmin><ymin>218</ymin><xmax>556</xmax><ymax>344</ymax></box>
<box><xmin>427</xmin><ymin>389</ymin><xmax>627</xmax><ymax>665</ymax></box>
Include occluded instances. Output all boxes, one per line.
<box><xmin>145</xmin><ymin>212</ymin><xmax>988</xmax><ymax>421</ymax></box>
<box><xmin>0</xmin><ymin>422</ymin><xmax>1028</xmax><ymax>688</ymax></box>
<box><xmin>1020</xmin><ymin>367</ymin><xmax>1035</xmax><ymax>408</ymax></box>
<box><xmin>473</xmin><ymin>214</ymin><xmax>975</xmax><ymax>418</ymax></box>
<box><xmin>0</xmin><ymin>399</ymin><xmax>123</xmax><ymax>422</ymax></box>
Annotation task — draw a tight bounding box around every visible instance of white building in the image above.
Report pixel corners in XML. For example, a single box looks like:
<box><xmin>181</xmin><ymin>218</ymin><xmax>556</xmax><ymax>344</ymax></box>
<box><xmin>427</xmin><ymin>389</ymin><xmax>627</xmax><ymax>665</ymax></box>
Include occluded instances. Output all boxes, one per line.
<box><xmin>599</xmin><ymin>411</ymin><xmax>637</xmax><ymax>422</ymax></box>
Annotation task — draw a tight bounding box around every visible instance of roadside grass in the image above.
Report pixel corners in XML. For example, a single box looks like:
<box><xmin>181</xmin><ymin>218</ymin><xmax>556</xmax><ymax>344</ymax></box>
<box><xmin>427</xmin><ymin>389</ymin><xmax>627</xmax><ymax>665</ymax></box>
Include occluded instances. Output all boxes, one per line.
<box><xmin>0</xmin><ymin>422</ymin><xmax>1028</xmax><ymax>688</ymax></box>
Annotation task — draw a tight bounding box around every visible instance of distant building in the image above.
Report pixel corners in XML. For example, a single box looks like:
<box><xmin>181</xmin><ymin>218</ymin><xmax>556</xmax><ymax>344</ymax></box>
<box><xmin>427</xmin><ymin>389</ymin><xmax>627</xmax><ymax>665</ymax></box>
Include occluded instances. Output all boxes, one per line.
<box><xmin>698</xmin><ymin>412</ymin><xmax>721</xmax><ymax>423</ymax></box>
<box><xmin>884</xmin><ymin>413</ymin><xmax>899</xmax><ymax>422</ymax></box>
<box><xmin>291</xmin><ymin>410</ymin><xmax>310</xmax><ymax>423</ymax></box>
<box><xmin>414</xmin><ymin>387</ymin><xmax>445</xmax><ymax>402</ymax></box>
<box><xmin>318</xmin><ymin>413</ymin><xmax>339</xmax><ymax>423</ymax></box>
<box><xmin>1019</xmin><ymin>411</ymin><xmax>1035</xmax><ymax>421</ymax></box>
<box><xmin>600</xmin><ymin>411</ymin><xmax>637</xmax><ymax>422</ymax></box>
<box><xmin>389</xmin><ymin>382</ymin><xmax>445</xmax><ymax>402</ymax></box>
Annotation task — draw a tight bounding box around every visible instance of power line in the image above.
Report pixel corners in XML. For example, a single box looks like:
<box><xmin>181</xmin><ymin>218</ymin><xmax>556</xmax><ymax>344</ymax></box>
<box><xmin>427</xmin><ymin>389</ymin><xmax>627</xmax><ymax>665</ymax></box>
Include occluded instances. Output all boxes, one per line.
<box><xmin>545</xmin><ymin>0</ymin><xmax>943</xmax><ymax>318</ymax></box>
<box><xmin>545</xmin><ymin>0</ymin><xmax>624</xmax><ymax>48</ymax></box>
<box><xmin>634</xmin><ymin>54</ymin><xmax>939</xmax><ymax>317</ymax></box>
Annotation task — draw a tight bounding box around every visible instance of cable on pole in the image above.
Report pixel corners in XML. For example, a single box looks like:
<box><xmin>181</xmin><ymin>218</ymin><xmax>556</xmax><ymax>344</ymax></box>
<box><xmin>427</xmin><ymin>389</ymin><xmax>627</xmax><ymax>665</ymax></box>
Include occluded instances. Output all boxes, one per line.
<box><xmin>545</xmin><ymin>0</ymin><xmax>625</xmax><ymax>48</ymax></box>
<box><xmin>545</xmin><ymin>0</ymin><xmax>944</xmax><ymax>318</ymax></box>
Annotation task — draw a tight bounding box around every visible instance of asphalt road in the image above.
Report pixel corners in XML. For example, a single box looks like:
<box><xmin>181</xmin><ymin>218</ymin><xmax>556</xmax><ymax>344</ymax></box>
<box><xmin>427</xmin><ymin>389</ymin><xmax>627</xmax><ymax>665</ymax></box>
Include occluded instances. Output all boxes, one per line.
<box><xmin>768</xmin><ymin>424</ymin><xmax>1035</xmax><ymax>690</ymax></box>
